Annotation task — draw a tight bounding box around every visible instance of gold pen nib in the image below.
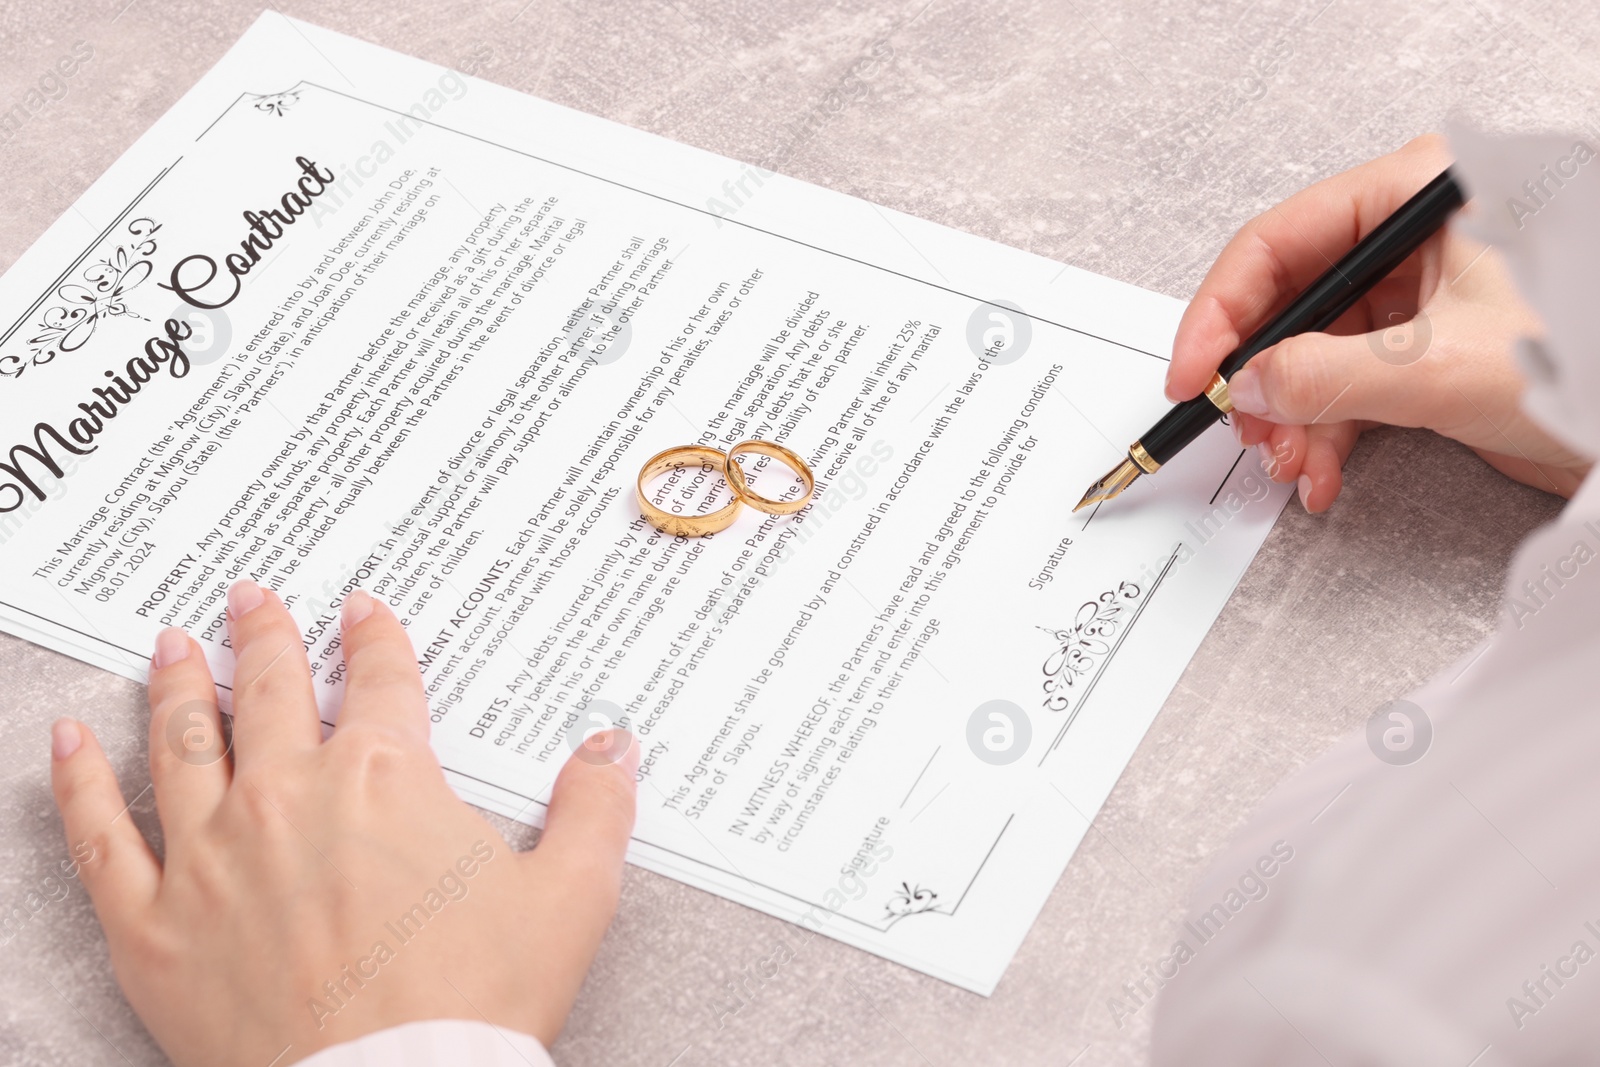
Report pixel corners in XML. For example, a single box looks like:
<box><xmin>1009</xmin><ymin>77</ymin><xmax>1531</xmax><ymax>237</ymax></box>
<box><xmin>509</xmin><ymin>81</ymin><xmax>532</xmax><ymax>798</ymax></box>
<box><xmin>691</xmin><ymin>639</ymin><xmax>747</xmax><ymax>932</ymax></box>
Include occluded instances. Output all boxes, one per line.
<box><xmin>1073</xmin><ymin>458</ymin><xmax>1141</xmax><ymax>512</ymax></box>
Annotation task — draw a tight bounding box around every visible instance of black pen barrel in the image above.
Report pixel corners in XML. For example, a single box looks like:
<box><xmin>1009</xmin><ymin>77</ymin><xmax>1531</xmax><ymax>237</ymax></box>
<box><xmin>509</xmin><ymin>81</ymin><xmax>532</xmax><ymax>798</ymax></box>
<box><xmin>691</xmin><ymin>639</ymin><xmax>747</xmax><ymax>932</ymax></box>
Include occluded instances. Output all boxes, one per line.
<box><xmin>1140</xmin><ymin>395</ymin><xmax>1222</xmax><ymax>466</ymax></box>
<box><xmin>1218</xmin><ymin>169</ymin><xmax>1464</xmax><ymax>378</ymax></box>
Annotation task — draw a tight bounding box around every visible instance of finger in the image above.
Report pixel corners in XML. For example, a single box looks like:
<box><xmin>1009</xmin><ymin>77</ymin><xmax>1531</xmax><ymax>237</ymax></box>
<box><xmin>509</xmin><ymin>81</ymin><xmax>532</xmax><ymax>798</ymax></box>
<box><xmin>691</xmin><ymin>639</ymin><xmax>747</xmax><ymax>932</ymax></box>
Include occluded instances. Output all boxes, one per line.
<box><xmin>335</xmin><ymin>590</ymin><xmax>429</xmax><ymax>741</ymax></box>
<box><xmin>147</xmin><ymin>627</ymin><xmax>230</xmax><ymax>838</ymax></box>
<box><xmin>1297</xmin><ymin>422</ymin><xmax>1363</xmax><ymax>513</ymax></box>
<box><xmin>226</xmin><ymin>579</ymin><xmax>322</xmax><ymax>765</ymax></box>
<box><xmin>526</xmin><ymin>730</ymin><xmax>639</xmax><ymax>945</ymax></box>
<box><xmin>1259</xmin><ymin>423</ymin><xmax>1307</xmax><ymax>483</ymax></box>
<box><xmin>1167</xmin><ymin>133</ymin><xmax>1452</xmax><ymax>402</ymax></box>
<box><xmin>1224</xmin><ymin>327</ymin><xmax>1448</xmax><ymax>428</ymax></box>
<box><xmin>1234</xmin><ymin>412</ymin><xmax>1274</xmax><ymax>447</ymax></box>
<box><xmin>50</xmin><ymin>720</ymin><xmax>160</xmax><ymax>934</ymax></box>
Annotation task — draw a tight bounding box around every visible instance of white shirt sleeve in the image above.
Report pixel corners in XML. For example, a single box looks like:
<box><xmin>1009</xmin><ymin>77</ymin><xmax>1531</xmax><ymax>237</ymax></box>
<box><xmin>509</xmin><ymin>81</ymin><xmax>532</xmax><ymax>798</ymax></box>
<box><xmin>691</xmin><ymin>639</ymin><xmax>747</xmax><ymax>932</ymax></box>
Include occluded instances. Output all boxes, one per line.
<box><xmin>295</xmin><ymin>1019</ymin><xmax>556</xmax><ymax>1067</ymax></box>
<box><xmin>1150</xmin><ymin>127</ymin><xmax>1600</xmax><ymax>1067</ymax></box>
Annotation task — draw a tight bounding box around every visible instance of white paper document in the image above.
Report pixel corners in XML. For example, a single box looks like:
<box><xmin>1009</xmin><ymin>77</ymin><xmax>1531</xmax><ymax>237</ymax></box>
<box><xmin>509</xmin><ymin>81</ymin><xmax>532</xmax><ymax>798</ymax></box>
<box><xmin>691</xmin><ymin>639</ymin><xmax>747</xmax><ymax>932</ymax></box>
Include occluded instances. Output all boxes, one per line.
<box><xmin>0</xmin><ymin>15</ymin><xmax>1289</xmax><ymax>994</ymax></box>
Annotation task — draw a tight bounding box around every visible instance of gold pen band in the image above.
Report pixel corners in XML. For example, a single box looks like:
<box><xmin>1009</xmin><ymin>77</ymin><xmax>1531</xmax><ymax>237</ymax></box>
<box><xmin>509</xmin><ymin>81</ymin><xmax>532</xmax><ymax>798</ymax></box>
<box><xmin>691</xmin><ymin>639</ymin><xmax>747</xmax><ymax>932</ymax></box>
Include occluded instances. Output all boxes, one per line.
<box><xmin>1204</xmin><ymin>371</ymin><xmax>1233</xmax><ymax>415</ymax></box>
<box><xmin>1129</xmin><ymin>440</ymin><xmax>1160</xmax><ymax>474</ymax></box>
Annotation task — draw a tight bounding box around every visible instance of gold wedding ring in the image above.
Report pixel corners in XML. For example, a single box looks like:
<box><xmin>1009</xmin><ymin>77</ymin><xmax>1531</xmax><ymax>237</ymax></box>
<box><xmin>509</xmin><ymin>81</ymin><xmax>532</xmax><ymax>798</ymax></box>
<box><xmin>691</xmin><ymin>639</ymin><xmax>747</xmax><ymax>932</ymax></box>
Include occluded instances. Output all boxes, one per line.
<box><xmin>725</xmin><ymin>439</ymin><xmax>816</xmax><ymax>516</ymax></box>
<box><xmin>636</xmin><ymin>445</ymin><xmax>744</xmax><ymax>537</ymax></box>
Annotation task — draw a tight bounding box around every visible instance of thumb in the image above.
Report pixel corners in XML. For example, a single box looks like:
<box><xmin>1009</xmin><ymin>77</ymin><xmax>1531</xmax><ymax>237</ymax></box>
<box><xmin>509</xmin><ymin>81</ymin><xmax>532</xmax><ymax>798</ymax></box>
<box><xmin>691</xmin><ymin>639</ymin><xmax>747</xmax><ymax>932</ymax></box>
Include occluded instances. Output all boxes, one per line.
<box><xmin>529</xmin><ymin>729</ymin><xmax>639</xmax><ymax>916</ymax></box>
<box><xmin>1226</xmin><ymin>326</ymin><xmax>1436</xmax><ymax>428</ymax></box>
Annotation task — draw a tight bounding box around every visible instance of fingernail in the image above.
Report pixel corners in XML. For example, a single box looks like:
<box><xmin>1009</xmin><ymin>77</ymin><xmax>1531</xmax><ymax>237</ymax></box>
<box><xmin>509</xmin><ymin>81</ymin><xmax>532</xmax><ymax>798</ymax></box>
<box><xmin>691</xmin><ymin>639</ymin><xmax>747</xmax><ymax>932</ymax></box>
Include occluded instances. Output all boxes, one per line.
<box><xmin>342</xmin><ymin>589</ymin><xmax>374</xmax><ymax>628</ymax></box>
<box><xmin>1228</xmin><ymin>368</ymin><xmax>1268</xmax><ymax>415</ymax></box>
<box><xmin>152</xmin><ymin>627</ymin><xmax>191</xmax><ymax>670</ymax></box>
<box><xmin>587</xmin><ymin>729</ymin><xmax>639</xmax><ymax>773</ymax></box>
<box><xmin>1298</xmin><ymin>474</ymin><xmax>1314</xmax><ymax>511</ymax></box>
<box><xmin>228</xmin><ymin>579</ymin><xmax>265</xmax><ymax>618</ymax></box>
<box><xmin>1256</xmin><ymin>441</ymin><xmax>1275</xmax><ymax>473</ymax></box>
<box><xmin>1230</xmin><ymin>417</ymin><xmax>1244</xmax><ymax>445</ymax></box>
<box><xmin>51</xmin><ymin>719</ymin><xmax>81</xmax><ymax>761</ymax></box>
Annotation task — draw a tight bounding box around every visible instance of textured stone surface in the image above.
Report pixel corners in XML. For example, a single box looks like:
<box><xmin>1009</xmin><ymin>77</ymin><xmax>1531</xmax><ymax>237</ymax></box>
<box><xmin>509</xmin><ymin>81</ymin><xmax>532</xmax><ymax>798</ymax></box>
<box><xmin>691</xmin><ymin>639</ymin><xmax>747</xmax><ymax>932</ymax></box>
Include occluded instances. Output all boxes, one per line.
<box><xmin>0</xmin><ymin>1</ymin><xmax>1587</xmax><ymax>1064</ymax></box>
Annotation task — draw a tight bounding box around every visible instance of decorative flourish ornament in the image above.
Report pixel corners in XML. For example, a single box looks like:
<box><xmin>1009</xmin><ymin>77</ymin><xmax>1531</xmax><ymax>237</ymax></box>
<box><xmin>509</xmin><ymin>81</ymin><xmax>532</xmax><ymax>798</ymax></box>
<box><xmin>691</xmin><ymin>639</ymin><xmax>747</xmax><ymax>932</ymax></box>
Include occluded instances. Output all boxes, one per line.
<box><xmin>7</xmin><ymin>218</ymin><xmax>163</xmax><ymax>379</ymax></box>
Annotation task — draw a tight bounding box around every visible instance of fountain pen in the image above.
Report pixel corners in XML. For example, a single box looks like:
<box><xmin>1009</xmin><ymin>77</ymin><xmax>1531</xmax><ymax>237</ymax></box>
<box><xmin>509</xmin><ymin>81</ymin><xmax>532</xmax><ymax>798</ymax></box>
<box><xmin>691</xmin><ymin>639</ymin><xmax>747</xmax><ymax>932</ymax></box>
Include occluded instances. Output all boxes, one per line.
<box><xmin>1074</xmin><ymin>167</ymin><xmax>1465</xmax><ymax>512</ymax></box>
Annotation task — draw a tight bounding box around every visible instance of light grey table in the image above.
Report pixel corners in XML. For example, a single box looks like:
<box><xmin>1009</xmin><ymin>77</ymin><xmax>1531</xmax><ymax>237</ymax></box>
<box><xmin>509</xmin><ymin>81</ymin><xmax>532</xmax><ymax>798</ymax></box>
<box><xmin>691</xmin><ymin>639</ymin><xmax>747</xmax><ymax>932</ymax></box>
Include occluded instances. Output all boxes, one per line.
<box><xmin>0</xmin><ymin>1</ymin><xmax>1585</xmax><ymax>1063</ymax></box>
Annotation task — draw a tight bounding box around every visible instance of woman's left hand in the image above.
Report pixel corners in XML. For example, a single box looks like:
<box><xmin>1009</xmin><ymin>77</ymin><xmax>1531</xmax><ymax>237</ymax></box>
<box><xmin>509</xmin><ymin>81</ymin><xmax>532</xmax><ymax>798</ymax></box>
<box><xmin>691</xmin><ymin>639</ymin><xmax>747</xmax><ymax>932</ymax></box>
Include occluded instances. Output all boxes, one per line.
<box><xmin>50</xmin><ymin>581</ymin><xmax>638</xmax><ymax>1066</ymax></box>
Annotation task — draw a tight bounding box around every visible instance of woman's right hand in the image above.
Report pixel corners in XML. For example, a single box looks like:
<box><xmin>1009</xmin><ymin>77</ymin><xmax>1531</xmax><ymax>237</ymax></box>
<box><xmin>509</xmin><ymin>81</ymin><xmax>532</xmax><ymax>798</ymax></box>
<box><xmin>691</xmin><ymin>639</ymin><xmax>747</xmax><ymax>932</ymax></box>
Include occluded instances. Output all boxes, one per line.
<box><xmin>1165</xmin><ymin>133</ymin><xmax>1592</xmax><ymax>512</ymax></box>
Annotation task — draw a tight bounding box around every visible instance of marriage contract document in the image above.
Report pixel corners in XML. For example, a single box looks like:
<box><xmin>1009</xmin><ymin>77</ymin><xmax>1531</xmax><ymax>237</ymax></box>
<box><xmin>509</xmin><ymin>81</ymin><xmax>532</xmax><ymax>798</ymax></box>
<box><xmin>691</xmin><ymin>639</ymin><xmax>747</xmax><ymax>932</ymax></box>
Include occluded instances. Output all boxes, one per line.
<box><xmin>0</xmin><ymin>15</ymin><xmax>1289</xmax><ymax>994</ymax></box>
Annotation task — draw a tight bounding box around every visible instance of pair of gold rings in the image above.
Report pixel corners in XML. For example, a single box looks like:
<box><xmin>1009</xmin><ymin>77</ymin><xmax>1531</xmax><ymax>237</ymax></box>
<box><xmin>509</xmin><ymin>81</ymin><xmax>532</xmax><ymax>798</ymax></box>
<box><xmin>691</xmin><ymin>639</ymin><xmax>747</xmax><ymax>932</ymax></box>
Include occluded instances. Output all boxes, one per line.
<box><xmin>636</xmin><ymin>440</ymin><xmax>816</xmax><ymax>537</ymax></box>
